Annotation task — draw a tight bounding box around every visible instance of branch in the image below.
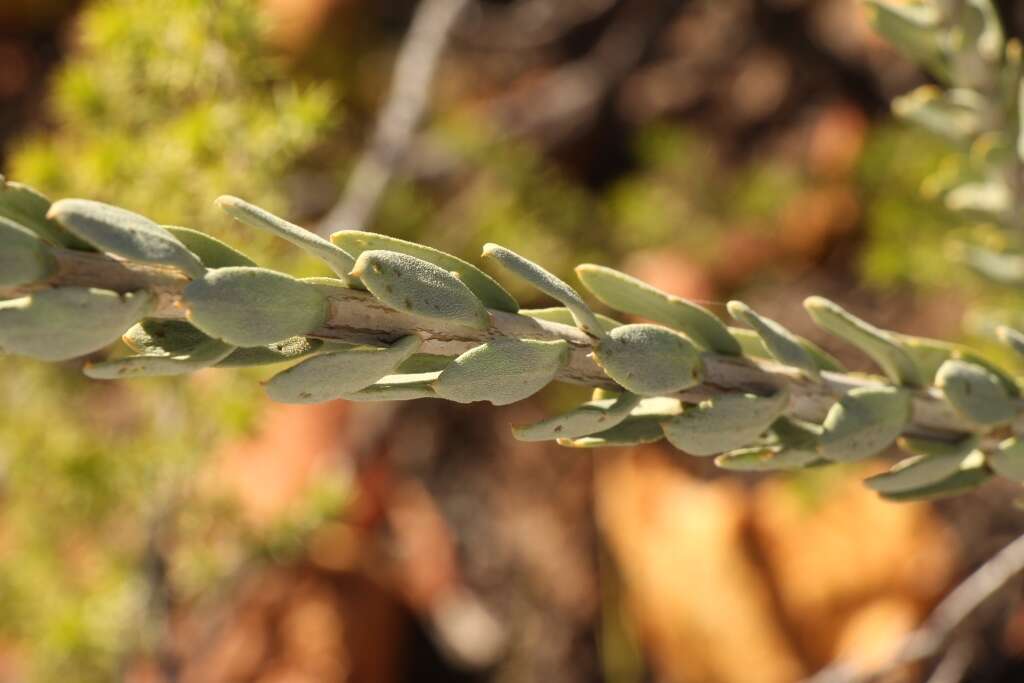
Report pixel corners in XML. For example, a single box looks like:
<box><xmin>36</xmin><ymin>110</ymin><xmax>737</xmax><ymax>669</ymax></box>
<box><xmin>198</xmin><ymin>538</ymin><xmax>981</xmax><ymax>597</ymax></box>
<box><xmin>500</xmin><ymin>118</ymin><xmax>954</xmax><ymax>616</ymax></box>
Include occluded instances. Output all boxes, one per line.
<box><xmin>7</xmin><ymin>247</ymin><xmax>999</xmax><ymax>441</ymax></box>
<box><xmin>803</xmin><ymin>532</ymin><xmax>1024</xmax><ymax>683</ymax></box>
<box><xmin>315</xmin><ymin>0</ymin><xmax>470</xmax><ymax>235</ymax></box>
<box><xmin>6</xmin><ymin>191</ymin><xmax>1024</xmax><ymax>500</ymax></box>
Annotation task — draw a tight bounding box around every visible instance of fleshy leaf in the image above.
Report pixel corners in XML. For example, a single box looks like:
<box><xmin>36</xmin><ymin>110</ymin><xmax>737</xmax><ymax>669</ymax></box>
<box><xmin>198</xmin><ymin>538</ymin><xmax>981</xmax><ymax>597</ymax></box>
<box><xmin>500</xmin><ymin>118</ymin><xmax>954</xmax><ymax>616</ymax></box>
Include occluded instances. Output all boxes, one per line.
<box><xmin>396</xmin><ymin>353</ymin><xmax>453</xmax><ymax>373</ymax></box>
<box><xmin>593</xmin><ymin>323</ymin><xmax>703</xmax><ymax>396</ymax></box>
<box><xmin>518</xmin><ymin>307</ymin><xmax>621</xmax><ymax>333</ymax></box>
<box><xmin>727</xmin><ymin>301</ymin><xmax>820</xmax><ymax>379</ymax></box>
<box><xmin>512</xmin><ymin>392</ymin><xmax>641</xmax><ymax>441</ymax></box>
<box><xmin>997</xmin><ymin>325</ymin><xmax>1024</xmax><ymax>360</ymax></box>
<box><xmin>352</xmin><ymin>250</ymin><xmax>490</xmax><ymax>330</ymax></box>
<box><xmin>123</xmin><ymin>319</ymin><xmax>211</xmax><ymax>355</ymax></box>
<box><xmin>729</xmin><ymin>327</ymin><xmax>844</xmax><ymax>372</ymax></box>
<box><xmin>865</xmin><ymin>435</ymin><xmax>979</xmax><ymax>494</ymax></box>
<box><xmin>0</xmin><ymin>216</ymin><xmax>56</xmax><ymax>286</ymax></box>
<box><xmin>84</xmin><ymin>337</ymin><xmax>235</xmax><ymax>378</ymax></box>
<box><xmin>714</xmin><ymin>445</ymin><xmax>820</xmax><ymax>472</ymax></box>
<box><xmin>482</xmin><ymin>243</ymin><xmax>604</xmax><ymax>337</ymax></box>
<box><xmin>433</xmin><ymin>338</ymin><xmax>569</xmax><ymax>405</ymax></box>
<box><xmin>559</xmin><ymin>397</ymin><xmax>681</xmax><ymax>447</ymax></box>
<box><xmin>216</xmin><ymin>196</ymin><xmax>358</xmax><ymax>285</ymax></box>
<box><xmin>0</xmin><ymin>288</ymin><xmax>153</xmax><ymax>361</ymax></box>
<box><xmin>338</xmin><ymin>371</ymin><xmax>440</xmax><ymax>401</ymax></box>
<box><xmin>936</xmin><ymin>358</ymin><xmax>1016</xmax><ymax>425</ymax></box>
<box><xmin>988</xmin><ymin>437</ymin><xmax>1024</xmax><ymax>482</ymax></box>
<box><xmin>662</xmin><ymin>388</ymin><xmax>789</xmax><ymax>456</ymax></box>
<box><xmin>819</xmin><ymin>386</ymin><xmax>911</xmax><ymax>462</ymax></box>
<box><xmin>804</xmin><ymin>296</ymin><xmax>922</xmax><ymax>387</ymax></box>
<box><xmin>265</xmin><ymin>335</ymin><xmax>421</xmax><ymax>404</ymax></box>
<box><xmin>0</xmin><ymin>176</ymin><xmax>91</xmax><ymax>249</ymax></box>
<box><xmin>216</xmin><ymin>337</ymin><xmax>325</xmax><ymax>367</ymax></box>
<box><xmin>183</xmin><ymin>267</ymin><xmax>328</xmax><ymax>346</ymax></box>
<box><xmin>332</xmin><ymin>230</ymin><xmax>518</xmax><ymax>312</ymax></box>
<box><xmin>164</xmin><ymin>226</ymin><xmax>257</xmax><ymax>267</ymax></box>
<box><xmin>48</xmin><ymin>199</ymin><xmax>205</xmax><ymax>277</ymax></box>
<box><xmin>880</xmin><ymin>454</ymin><xmax>992</xmax><ymax>501</ymax></box>
<box><xmin>574</xmin><ymin>264</ymin><xmax>740</xmax><ymax>355</ymax></box>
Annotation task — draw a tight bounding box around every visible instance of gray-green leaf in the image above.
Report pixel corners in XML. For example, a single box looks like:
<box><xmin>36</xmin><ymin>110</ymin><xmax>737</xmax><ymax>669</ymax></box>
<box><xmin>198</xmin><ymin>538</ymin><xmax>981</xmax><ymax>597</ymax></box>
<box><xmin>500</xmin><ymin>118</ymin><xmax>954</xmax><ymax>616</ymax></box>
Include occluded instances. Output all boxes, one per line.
<box><xmin>164</xmin><ymin>226</ymin><xmax>257</xmax><ymax>267</ymax></box>
<box><xmin>434</xmin><ymin>338</ymin><xmax>569</xmax><ymax>405</ymax></box>
<box><xmin>482</xmin><ymin>243</ymin><xmax>604</xmax><ymax>337</ymax></box>
<box><xmin>936</xmin><ymin>358</ymin><xmax>1016</xmax><ymax>426</ymax></box>
<box><xmin>727</xmin><ymin>301</ymin><xmax>820</xmax><ymax>379</ymax></box>
<box><xmin>518</xmin><ymin>307</ymin><xmax>621</xmax><ymax>333</ymax></box>
<box><xmin>48</xmin><ymin>199</ymin><xmax>204</xmax><ymax>277</ymax></box>
<box><xmin>338</xmin><ymin>371</ymin><xmax>440</xmax><ymax>401</ymax></box>
<box><xmin>575</xmin><ymin>264</ymin><xmax>740</xmax><ymax>355</ymax></box>
<box><xmin>662</xmin><ymin>388</ymin><xmax>789</xmax><ymax>456</ymax></box>
<box><xmin>84</xmin><ymin>337</ymin><xmax>235</xmax><ymax>379</ymax></box>
<box><xmin>864</xmin><ymin>435</ymin><xmax>979</xmax><ymax>494</ymax></box>
<box><xmin>593</xmin><ymin>324</ymin><xmax>703</xmax><ymax>396</ymax></box>
<box><xmin>512</xmin><ymin>392</ymin><xmax>641</xmax><ymax>441</ymax></box>
<box><xmin>819</xmin><ymin>386</ymin><xmax>911</xmax><ymax>461</ymax></box>
<box><xmin>559</xmin><ymin>397</ymin><xmax>681</xmax><ymax>448</ymax></box>
<box><xmin>216</xmin><ymin>196</ymin><xmax>357</xmax><ymax>285</ymax></box>
<box><xmin>332</xmin><ymin>230</ymin><xmax>518</xmax><ymax>312</ymax></box>
<box><xmin>265</xmin><ymin>335</ymin><xmax>421</xmax><ymax>404</ymax></box>
<box><xmin>0</xmin><ymin>176</ymin><xmax>91</xmax><ymax>249</ymax></box>
<box><xmin>184</xmin><ymin>267</ymin><xmax>328</xmax><ymax>346</ymax></box>
<box><xmin>804</xmin><ymin>296</ymin><xmax>922</xmax><ymax>387</ymax></box>
<box><xmin>0</xmin><ymin>288</ymin><xmax>153</xmax><ymax>361</ymax></box>
<box><xmin>988</xmin><ymin>437</ymin><xmax>1024</xmax><ymax>482</ymax></box>
<box><xmin>729</xmin><ymin>326</ymin><xmax>844</xmax><ymax>372</ymax></box>
<box><xmin>0</xmin><ymin>216</ymin><xmax>56</xmax><ymax>286</ymax></box>
<box><xmin>352</xmin><ymin>250</ymin><xmax>490</xmax><ymax>330</ymax></box>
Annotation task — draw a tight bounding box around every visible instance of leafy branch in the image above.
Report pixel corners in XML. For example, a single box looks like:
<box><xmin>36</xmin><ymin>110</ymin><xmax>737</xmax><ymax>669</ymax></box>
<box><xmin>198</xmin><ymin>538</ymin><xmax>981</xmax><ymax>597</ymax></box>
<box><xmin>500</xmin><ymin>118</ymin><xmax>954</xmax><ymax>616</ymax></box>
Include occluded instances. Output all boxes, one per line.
<box><xmin>3</xmin><ymin>175</ymin><xmax>1024</xmax><ymax>501</ymax></box>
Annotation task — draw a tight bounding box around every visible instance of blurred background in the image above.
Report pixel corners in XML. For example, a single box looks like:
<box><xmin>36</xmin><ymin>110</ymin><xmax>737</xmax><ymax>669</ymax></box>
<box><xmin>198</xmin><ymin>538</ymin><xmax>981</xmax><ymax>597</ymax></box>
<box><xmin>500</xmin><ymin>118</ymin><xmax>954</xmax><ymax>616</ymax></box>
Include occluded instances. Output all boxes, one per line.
<box><xmin>3</xmin><ymin>0</ymin><xmax>1024</xmax><ymax>681</ymax></box>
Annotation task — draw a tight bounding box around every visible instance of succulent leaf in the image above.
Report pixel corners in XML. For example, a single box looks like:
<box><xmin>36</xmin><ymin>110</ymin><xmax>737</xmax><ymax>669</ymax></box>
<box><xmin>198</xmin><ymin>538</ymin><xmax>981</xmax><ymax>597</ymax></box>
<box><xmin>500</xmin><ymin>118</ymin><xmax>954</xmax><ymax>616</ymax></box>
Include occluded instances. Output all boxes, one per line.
<box><xmin>84</xmin><ymin>337</ymin><xmax>236</xmax><ymax>378</ymax></box>
<box><xmin>482</xmin><ymin>243</ymin><xmax>604</xmax><ymax>337</ymax></box>
<box><xmin>338</xmin><ymin>372</ymin><xmax>440</xmax><ymax>401</ymax></box>
<box><xmin>727</xmin><ymin>301</ymin><xmax>821</xmax><ymax>379</ymax></box>
<box><xmin>662</xmin><ymin>388</ymin><xmax>789</xmax><ymax>456</ymax></box>
<box><xmin>804</xmin><ymin>296</ymin><xmax>923</xmax><ymax>386</ymax></box>
<box><xmin>593</xmin><ymin>323</ymin><xmax>703</xmax><ymax>396</ymax></box>
<box><xmin>518</xmin><ymin>307</ymin><xmax>621</xmax><ymax>333</ymax></box>
<box><xmin>0</xmin><ymin>177</ymin><xmax>92</xmax><ymax>249</ymax></box>
<box><xmin>513</xmin><ymin>392</ymin><xmax>641</xmax><ymax>441</ymax></box>
<box><xmin>216</xmin><ymin>196</ymin><xmax>357</xmax><ymax>284</ymax></box>
<box><xmin>0</xmin><ymin>288</ymin><xmax>153</xmax><ymax>361</ymax></box>
<box><xmin>879</xmin><ymin>452</ymin><xmax>992</xmax><ymax>501</ymax></box>
<box><xmin>936</xmin><ymin>358</ymin><xmax>1017</xmax><ymax>425</ymax></box>
<box><xmin>434</xmin><ymin>338</ymin><xmax>569</xmax><ymax>405</ymax></box>
<box><xmin>164</xmin><ymin>226</ymin><xmax>257</xmax><ymax>267</ymax></box>
<box><xmin>332</xmin><ymin>230</ymin><xmax>518</xmax><ymax>312</ymax></box>
<box><xmin>183</xmin><ymin>267</ymin><xmax>328</xmax><ymax>346</ymax></box>
<box><xmin>0</xmin><ymin>216</ymin><xmax>57</xmax><ymax>287</ymax></box>
<box><xmin>559</xmin><ymin>397</ymin><xmax>681</xmax><ymax>447</ymax></box>
<box><xmin>352</xmin><ymin>250</ymin><xmax>490</xmax><ymax>330</ymax></box>
<box><xmin>728</xmin><ymin>327</ymin><xmax>844</xmax><ymax>372</ymax></box>
<box><xmin>574</xmin><ymin>264</ymin><xmax>740</xmax><ymax>355</ymax></box>
<box><xmin>988</xmin><ymin>437</ymin><xmax>1024</xmax><ymax>481</ymax></box>
<box><xmin>865</xmin><ymin>435</ymin><xmax>980</xmax><ymax>494</ymax></box>
<box><xmin>48</xmin><ymin>199</ymin><xmax>205</xmax><ymax>277</ymax></box>
<box><xmin>264</xmin><ymin>335</ymin><xmax>421</xmax><ymax>403</ymax></box>
<box><xmin>819</xmin><ymin>386</ymin><xmax>912</xmax><ymax>461</ymax></box>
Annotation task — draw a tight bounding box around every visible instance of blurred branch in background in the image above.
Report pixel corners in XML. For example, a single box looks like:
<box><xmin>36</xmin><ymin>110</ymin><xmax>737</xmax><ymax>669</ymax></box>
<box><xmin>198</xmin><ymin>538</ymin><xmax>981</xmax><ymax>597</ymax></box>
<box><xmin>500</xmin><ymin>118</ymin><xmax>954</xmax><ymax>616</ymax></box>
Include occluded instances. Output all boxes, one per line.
<box><xmin>316</xmin><ymin>0</ymin><xmax>470</xmax><ymax>235</ymax></box>
<box><xmin>805</xmin><ymin>532</ymin><xmax>1024</xmax><ymax>683</ymax></box>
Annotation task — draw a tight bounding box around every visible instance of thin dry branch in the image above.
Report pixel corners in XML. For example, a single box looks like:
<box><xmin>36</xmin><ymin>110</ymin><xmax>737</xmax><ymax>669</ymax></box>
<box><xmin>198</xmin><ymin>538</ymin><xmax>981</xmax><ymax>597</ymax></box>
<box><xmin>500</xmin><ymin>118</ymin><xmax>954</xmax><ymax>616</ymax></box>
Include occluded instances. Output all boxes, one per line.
<box><xmin>316</xmin><ymin>0</ymin><xmax>470</xmax><ymax>235</ymax></box>
<box><xmin>803</xmin><ymin>532</ymin><xmax>1024</xmax><ymax>683</ymax></box>
<box><xmin>7</xmin><ymin>247</ymin><xmax>1006</xmax><ymax>444</ymax></box>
